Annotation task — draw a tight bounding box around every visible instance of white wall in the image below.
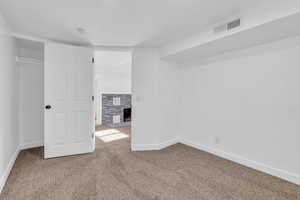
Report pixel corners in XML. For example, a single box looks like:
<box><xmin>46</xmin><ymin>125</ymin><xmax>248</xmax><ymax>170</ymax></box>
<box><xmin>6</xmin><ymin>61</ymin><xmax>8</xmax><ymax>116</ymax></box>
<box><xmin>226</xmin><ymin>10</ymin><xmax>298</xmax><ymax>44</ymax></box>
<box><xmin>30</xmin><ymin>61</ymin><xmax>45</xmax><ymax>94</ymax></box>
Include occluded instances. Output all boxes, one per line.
<box><xmin>18</xmin><ymin>62</ymin><xmax>43</xmax><ymax>149</ymax></box>
<box><xmin>155</xmin><ymin>59</ymin><xmax>181</xmax><ymax>143</ymax></box>
<box><xmin>0</xmin><ymin>14</ymin><xmax>19</xmax><ymax>192</ymax></box>
<box><xmin>131</xmin><ymin>48</ymin><xmax>180</xmax><ymax>150</ymax></box>
<box><xmin>161</xmin><ymin>0</ymin><xmax>300</xmax><ymax>58</ymax></box>
<box><xmin>95</xmin><ymin>61</ymin><xmax>132</xmax><ymax>94</ymax></box>
<box><xmin>94</xmin><ymin>51</ymin><xmax>132</xmax><ymax>94</ymax></box>
<box><xmin>94</xmin><ymin>51</ymin><xmax>132</xmax><ymax>124</ymax></box>
<box><xmin>17</xmin><ymin>42</ymin><xmax>44</xmax><ymax>149</ymax></box>
<box><xmin>178</xmin><ymin>36</ymin><xmax>300</xmax><ymax>184</ymax></box>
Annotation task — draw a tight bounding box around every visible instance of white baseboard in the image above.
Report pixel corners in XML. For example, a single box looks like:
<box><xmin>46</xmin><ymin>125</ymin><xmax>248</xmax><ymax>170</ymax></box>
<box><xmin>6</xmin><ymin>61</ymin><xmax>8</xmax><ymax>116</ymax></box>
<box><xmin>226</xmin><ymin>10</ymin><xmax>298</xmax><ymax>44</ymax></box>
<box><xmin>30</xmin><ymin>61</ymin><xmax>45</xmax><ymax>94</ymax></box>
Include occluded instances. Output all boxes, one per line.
<box><xmin>19</xmin><ymin>141</ymin><xmax>43</xmax><ymax>150</ymax></box>
<box><xmin>132</xmin><ymin>138</ymin><xmax>179</xmax><ymax>151</ymax></box>
<box><xmin>2</xmin><ymin>137</ymin><xmax>299</xmax><ymax>196</ymax></box>
<box><xmin>131</xmin><ymin>137</ymin><xmax>300</xmax><ymax>185</ymax></box>
<box><xmin>0</xmin><ymin>148</ymin><xmax>20</xmax><ymax>194</ymax></box>
<box><xmin>179</xmin><ymin>138</ymin><xmax>300</xmax><ymax>185</ymax></box>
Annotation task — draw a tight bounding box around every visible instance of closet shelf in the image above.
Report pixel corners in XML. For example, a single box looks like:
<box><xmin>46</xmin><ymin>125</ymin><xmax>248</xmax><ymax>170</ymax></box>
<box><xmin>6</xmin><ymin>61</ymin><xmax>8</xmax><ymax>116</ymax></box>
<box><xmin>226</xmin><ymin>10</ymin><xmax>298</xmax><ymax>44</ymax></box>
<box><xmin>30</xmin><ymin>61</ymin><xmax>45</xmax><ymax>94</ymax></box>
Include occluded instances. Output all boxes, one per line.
<box><xmin>16</xmin><ymin>56</ymin><xmax>43</xmax><ymax>65</ymax></box>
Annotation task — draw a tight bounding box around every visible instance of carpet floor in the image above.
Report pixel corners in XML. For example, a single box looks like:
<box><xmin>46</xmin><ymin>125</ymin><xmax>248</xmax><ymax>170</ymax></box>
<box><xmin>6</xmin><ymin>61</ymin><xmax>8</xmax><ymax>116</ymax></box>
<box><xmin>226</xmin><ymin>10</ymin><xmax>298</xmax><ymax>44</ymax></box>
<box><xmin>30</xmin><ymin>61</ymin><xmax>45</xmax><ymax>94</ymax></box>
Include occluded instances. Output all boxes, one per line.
<box><xmin>1</xmin><ymin>125</ymin><xmax>299</xmax><ymax>200</ymax></box>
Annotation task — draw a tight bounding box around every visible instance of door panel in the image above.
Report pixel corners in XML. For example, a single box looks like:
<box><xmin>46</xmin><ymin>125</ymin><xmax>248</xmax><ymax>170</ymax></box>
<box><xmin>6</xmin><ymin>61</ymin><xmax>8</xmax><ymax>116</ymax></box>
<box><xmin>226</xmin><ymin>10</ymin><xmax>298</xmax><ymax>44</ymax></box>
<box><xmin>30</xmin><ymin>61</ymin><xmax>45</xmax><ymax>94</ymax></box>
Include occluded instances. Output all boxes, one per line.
<box><xmin>44</xmin><ymin>42</ymin><xmax>94</xmax><ymax>159</ymax></box>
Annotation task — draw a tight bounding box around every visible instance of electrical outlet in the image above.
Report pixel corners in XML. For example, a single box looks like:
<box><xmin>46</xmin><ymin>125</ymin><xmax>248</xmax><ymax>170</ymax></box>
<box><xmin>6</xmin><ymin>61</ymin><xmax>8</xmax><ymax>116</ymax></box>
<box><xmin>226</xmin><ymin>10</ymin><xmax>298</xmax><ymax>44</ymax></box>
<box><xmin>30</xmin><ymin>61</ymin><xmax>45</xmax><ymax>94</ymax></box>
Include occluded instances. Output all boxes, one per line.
<box><xmin>113</xmin><ymin>97</ymin><xmax>121</xmax><ymax>106</ymax></box>
<box><xmin>215</xmin><ymin>137</ymin><xmax>220</xmax><ymax>144</ymax></box>
<box><xmin>113</xmin><ymin>115</ymin><xmax>121</xmax><ymax>124</ymax></box>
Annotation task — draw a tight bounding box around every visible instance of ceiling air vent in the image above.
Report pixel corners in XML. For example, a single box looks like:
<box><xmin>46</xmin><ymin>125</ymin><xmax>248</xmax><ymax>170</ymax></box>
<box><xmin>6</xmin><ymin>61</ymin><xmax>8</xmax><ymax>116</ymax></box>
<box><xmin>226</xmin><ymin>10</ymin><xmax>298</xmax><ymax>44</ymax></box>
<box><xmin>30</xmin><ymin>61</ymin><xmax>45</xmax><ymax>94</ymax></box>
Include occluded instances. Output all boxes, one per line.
<box><xmin>227</xmin><ymin>18</ymin><xmax>241</xmax><ymax>30</ymax></box>
<box><xmin>214</xmin><ymin>18</ymin><xmax>241</xmax><ymax>33</ymax></box>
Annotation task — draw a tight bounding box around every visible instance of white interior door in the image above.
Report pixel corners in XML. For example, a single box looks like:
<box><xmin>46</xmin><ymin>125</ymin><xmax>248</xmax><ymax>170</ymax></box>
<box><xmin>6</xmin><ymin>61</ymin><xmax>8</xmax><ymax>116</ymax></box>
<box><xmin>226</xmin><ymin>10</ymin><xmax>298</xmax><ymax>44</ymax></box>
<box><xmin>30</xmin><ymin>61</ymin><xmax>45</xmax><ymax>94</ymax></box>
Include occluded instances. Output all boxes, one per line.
<box><xmin>44</xmin><ymin>42</ymin><xmax>94</xmax><ymax>159</ymax></box>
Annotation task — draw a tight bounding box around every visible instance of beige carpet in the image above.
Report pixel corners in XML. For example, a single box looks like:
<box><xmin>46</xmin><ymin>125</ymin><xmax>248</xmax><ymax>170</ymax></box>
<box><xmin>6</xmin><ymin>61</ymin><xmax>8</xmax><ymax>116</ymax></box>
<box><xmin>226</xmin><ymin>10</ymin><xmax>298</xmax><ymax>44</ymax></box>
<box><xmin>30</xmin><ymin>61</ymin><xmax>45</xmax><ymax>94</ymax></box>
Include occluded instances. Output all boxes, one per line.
<box><xmin>1</xmin><ymin>126</ymin><xmax>299</xmax><ymax>200</ymax></box>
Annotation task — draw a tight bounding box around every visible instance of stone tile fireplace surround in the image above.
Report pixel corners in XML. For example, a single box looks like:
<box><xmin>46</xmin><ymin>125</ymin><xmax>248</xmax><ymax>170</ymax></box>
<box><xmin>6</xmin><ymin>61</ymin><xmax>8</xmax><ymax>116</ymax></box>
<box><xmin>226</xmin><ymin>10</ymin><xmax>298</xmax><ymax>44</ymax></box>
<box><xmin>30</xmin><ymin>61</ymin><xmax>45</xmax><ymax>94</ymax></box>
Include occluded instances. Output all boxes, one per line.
<box><xmin>102</xmin><ymin>94</ymin><xmax>131</xmax><ymax>127</ymax></box>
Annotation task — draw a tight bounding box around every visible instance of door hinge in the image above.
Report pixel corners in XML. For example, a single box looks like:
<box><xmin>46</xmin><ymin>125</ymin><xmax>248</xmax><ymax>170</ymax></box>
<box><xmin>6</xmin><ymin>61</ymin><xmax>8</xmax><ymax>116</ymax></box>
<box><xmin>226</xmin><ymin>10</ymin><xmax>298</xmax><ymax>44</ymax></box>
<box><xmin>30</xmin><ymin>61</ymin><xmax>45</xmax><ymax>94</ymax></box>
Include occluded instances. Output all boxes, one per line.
<box><xmin>92</xmin><ymin>132</ymin><xmax>95</xmax><ymax>139</ymax></box>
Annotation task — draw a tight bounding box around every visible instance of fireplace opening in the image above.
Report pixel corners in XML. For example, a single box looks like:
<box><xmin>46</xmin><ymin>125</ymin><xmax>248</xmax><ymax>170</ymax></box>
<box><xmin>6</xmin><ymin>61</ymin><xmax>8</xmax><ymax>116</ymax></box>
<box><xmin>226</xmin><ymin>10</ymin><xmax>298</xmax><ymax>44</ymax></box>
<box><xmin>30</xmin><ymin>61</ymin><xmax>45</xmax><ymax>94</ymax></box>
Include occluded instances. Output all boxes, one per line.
<box><xmin>123</xmin><ymin>108</ymin><xmax>131</xmax><ymax>122</ymax></box>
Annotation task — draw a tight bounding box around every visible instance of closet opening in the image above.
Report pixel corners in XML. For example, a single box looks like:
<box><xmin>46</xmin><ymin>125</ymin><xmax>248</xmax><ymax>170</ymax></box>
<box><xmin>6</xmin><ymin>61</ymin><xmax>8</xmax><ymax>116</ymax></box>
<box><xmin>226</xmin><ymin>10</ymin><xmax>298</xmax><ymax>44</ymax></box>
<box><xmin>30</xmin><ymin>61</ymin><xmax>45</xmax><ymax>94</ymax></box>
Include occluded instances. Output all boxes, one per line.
<box><xmin>15</xmin><ymin>38</ymin><xmax>44</xmax><ymax>152</ymax></box>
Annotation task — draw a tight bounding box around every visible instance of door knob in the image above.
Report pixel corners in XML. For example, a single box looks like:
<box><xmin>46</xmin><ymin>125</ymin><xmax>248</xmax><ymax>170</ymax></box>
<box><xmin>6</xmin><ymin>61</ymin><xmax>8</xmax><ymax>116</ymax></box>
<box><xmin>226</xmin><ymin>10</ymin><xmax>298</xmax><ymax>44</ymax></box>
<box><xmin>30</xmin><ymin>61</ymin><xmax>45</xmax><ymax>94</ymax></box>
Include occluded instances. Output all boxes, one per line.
<box><xmin>45</xmin><ymin>105</ymin><xmax>52</xmax><ymax>109</ymax></box>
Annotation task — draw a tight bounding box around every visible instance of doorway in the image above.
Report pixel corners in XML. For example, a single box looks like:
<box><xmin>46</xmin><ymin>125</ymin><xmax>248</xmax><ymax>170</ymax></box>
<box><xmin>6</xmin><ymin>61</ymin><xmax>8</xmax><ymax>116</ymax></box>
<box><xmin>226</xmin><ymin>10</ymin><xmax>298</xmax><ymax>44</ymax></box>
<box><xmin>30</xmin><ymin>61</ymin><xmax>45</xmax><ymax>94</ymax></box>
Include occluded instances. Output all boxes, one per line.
<box><xmin>16</xmin><ymin>38</ymin><xmax>44</xmax><ymax>150</ymax></box>
<box><xmin>93</xmin><ymin>50</ymin><xmax>132</xmax><ymax>144</ymax></box>
<box><xmin>15</xmin><ymin>39</ymin><xmax>132</xmax><ymax>159</ymax></box>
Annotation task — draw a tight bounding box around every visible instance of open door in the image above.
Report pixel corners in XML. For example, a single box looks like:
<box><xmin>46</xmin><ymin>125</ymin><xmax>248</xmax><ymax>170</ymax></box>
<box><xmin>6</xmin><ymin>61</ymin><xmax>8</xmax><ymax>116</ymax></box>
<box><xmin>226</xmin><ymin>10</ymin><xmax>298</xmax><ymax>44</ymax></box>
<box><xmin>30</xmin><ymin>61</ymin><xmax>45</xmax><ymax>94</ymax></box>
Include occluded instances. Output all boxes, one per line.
<box><xmin>44</xmin><ymin>42</ymin><xmax>94</xmax><ymax>159</ymax></box>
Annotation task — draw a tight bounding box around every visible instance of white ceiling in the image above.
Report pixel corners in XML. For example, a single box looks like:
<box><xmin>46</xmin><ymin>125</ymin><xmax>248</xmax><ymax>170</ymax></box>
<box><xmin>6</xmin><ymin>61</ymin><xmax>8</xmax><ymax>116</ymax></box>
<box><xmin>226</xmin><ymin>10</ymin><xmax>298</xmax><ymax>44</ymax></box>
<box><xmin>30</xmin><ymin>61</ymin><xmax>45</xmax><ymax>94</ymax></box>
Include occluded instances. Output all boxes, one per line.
<box><xmin>0</xmin><ymin>0</ymin><xmax>260</xmax><ymax>47</ymax></box>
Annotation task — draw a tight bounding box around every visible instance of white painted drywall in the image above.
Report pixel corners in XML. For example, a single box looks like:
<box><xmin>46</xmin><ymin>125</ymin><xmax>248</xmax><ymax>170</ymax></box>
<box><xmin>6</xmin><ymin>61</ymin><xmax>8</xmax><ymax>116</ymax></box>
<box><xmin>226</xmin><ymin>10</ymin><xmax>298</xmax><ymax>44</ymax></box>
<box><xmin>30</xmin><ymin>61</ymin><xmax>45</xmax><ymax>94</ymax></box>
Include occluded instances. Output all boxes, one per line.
<box><xmin>178</xmin><ymin>36</ymin><xmax>300</xmax><ymax>184</ymax></box>
<box><xmin>18</xmin><ymin>61</ymin><xmax>43</xmax><ymax>149</ymax></box>
<box><xmin>94</xmin><ymin>51</ymin><xmax>132</xmax><ymax>94</ymax></box>
<box><xmin>131</xmin><ymin>48</ymin><xmax>180</xmax><ymax>150</ymax></box>
<box><xmin>0</xmin><ymin>0</ymin><xmax>264</xmax><ymax>46</ymax></box>
<box><xmin>162</xmin><ymin>0</ymin><xmax>300</xmax><ymax>58</ymax></box>
<box><xmin>94</xmin><ymin>51</ymin><xmax>132</xmax><ymax>125</ymax></box>
<box><xmin>16</xmin><ymin>41</ymin><xmax>44</xmax><ymax>149</ymax></box>
<box><xmin>0</xmin><ymin>13</ymin><xmax>19</xmax><ymax>192</ymax></box>
<box><xmin>95</xmin><ymin>61</ymin><xmax>132</xmax><ymax>94</ymax></box>
<box><xmin>155</xmin><ymin>59</ymin><xmax>181</xmax><ymax>144</ymax></box>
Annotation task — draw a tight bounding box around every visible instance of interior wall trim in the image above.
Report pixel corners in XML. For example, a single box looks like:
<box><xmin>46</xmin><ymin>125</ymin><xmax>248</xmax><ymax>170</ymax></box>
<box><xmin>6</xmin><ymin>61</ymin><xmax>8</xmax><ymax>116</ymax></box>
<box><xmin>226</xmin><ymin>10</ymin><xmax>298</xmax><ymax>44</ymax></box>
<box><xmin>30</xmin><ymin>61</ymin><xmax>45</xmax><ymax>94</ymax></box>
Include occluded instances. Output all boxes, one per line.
<box><xmin>131</xmin><ymin>138</ymin><xmax>179</xmax><ymax>151</ymax></box>
<box><xmin>0</xmin><ymin>148</ymin><xmax>20</xmax><ymax>194</ymax></box>
<box><xmin>179</xmin><ymin>138</ymin><xmax>300</xmax><ymax>186</ymax></box>
<box><xmin>19</xmin><ymin>141</ymin><xmax>43</xmax><ymax>150</ymax></box>
<box><xmin>132</xmin><ymin>137</ymin><xmax>300</xmax><ymax>185</ymax></box>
